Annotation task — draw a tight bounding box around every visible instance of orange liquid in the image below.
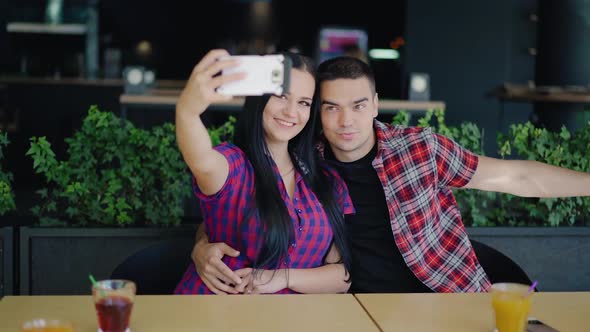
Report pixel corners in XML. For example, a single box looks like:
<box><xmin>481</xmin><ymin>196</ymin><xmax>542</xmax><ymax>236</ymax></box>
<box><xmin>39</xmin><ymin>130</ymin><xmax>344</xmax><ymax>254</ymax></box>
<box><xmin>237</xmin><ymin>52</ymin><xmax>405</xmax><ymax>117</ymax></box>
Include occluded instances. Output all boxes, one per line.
<box><xmin>492</xmin><ymin>292</ymin><xmax>531</xmax><ymax>332</ymax></box>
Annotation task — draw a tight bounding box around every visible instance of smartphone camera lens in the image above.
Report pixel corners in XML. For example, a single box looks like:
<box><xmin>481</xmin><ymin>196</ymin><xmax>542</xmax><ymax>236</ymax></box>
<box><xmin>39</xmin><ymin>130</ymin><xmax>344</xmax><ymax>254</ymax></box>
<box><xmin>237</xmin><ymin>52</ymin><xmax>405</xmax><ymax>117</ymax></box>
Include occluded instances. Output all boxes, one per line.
<box><xmin>272</xmin><ymin>69</ymin><xmax>281</xmax><ymax>83</ymax></box>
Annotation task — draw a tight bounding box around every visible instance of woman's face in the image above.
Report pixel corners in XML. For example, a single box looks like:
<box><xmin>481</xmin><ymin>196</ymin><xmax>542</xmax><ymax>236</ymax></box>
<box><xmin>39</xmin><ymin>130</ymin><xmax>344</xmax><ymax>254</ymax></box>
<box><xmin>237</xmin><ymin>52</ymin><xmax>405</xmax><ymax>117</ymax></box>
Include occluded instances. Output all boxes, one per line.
<box><xmin>262</xmin><ymin>68</ymin><xmax>315</xmax><ymax>146</ymax></box>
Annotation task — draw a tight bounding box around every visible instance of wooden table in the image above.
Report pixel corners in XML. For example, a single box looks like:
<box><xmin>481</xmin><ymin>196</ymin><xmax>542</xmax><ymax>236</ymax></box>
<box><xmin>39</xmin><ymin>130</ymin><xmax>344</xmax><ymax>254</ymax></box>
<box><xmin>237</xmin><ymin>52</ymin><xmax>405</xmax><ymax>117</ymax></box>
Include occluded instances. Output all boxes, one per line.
<box><xmin>2</xmin><ymin>292</ymin><xmax>588</xmax><ymax>331</ymax></box>
<box><xmin>0</xmin><ymin>294</ymin><xmax>379</xmax><ymax>332</ymax></box>
<box><xmin>355</xmin><ymin>292</ymin><xmax>590</xmax><ymax>332</ymax></box>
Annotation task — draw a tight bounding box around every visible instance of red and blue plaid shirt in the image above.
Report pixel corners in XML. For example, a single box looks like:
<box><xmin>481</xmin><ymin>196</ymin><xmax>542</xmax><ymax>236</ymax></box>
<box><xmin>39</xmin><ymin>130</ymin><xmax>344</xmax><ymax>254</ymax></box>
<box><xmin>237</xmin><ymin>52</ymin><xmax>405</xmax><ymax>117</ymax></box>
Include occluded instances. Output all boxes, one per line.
<box><xmin>175</xmin><ymin>143</ymin><xmax>354</xmax><ymax>294</ymax></box>
<box><xmin>320</xmin><ymin>120</ymin><xmax>491</xmax><ymax>293</ymax></box>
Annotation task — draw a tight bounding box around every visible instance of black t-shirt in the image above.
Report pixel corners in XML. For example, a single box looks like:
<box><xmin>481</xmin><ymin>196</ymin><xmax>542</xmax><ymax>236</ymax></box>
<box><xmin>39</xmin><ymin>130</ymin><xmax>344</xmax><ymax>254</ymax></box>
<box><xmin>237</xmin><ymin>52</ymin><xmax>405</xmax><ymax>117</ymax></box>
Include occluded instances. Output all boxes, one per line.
<box><xmin>325</xmin><ymin>144</ymin><xmax>433</xmax><ymax>293</ymax></box>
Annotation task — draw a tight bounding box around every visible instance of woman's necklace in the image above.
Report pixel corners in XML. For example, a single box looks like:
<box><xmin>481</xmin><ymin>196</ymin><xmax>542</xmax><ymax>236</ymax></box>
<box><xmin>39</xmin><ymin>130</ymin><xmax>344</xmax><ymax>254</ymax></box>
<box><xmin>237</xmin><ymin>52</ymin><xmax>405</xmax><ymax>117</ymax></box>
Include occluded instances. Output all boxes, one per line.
<box><xmin>280</xmin><ymin>167</ymin><xmax>295</xmax><ymax>177</ymax></box>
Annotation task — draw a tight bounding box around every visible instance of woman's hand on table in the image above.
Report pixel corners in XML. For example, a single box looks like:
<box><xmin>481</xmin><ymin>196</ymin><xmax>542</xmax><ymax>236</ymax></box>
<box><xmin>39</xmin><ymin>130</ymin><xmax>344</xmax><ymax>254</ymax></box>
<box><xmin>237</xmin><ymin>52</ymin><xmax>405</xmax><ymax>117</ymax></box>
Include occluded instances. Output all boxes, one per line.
<box><xmin>234</xmin><ymin>268</ymin><xmax>289</xmax><ymax>294</ymax></box>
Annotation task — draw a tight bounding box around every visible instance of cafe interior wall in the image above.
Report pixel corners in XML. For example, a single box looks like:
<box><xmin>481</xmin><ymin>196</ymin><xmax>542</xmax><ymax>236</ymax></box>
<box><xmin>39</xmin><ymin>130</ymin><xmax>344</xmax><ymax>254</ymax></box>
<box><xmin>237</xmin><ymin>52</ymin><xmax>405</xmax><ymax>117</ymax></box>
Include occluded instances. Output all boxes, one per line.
<box><xmin>534</xmin><ymin>0</ymin><xmax>590</xmax><ymax>132</ymax></box>
<box><xmin>405</xmin><ymin>0</ymin><xmax>537</xmax><ymax>157</ymax></box>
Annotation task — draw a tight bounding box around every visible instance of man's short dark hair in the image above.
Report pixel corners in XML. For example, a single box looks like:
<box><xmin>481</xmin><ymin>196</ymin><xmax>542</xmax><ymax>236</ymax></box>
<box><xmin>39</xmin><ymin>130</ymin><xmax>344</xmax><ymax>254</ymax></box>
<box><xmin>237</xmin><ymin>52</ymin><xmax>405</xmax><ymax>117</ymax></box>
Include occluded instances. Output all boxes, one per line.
<box><xmin>317</xmin><ymin>56</ymin><xmax>376</xmax><ymax>94</ymax></box>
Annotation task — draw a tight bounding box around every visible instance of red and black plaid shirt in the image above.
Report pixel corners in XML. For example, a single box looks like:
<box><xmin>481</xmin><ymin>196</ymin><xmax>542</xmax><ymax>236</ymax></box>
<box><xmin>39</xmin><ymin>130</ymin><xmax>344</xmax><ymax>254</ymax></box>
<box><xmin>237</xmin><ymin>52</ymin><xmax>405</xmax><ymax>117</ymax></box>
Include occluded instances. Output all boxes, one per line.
<box><xmin>320</xmin><ymin>120</ymin><xmax>491</xmax><ymax>293</ymax></box>
<box><xmin>175</xmin><ymin>143</ymin><xmax>354</xmax><ymax>294</ymax></box>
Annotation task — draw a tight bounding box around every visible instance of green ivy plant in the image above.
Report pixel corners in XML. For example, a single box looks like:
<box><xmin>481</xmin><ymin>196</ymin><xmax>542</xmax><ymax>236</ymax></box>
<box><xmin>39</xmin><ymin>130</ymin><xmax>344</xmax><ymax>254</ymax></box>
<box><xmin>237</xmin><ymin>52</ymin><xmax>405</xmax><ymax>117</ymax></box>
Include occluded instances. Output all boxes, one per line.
<box><xmin>27</xmin><ymin>106</ymin><xmax>192</xmax><ymax>226</ymax></box>
<box><xmin>497</xmin><ymin>122</ymin><xmax>590</xmax><ymax>226</ymax></box>
<box><xmin>0</xmin><ymin>132</ymin><xmax>16</xmax><ymax>215</ymax></box>
<box><xmin>208</xmin><ymin>115</ymin><xmax>236</xmax><ymax>145</ymax></box>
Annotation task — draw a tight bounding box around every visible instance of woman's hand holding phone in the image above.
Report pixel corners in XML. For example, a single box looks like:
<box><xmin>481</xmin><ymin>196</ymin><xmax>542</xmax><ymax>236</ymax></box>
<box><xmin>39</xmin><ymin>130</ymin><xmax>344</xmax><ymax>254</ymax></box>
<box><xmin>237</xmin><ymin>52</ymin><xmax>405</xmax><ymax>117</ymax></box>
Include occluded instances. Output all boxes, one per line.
<box><xmin>177</xmin><ymin>49</ymin><xmax>245</xmax><ymax>117</ymax></box>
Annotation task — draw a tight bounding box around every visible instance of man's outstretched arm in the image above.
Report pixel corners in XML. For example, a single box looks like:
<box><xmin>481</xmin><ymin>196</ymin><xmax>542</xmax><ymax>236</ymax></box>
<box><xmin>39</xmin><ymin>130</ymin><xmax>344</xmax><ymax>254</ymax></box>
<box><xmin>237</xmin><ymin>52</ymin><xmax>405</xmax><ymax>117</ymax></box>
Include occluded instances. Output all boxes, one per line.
<box><xmin>464</xmin><ymin>156</ymin><xmax>590</xmax><ymax>197</ymax></box>
<box><xmin>191</xmin><ymin>223</ymin><xmax>242</xmax><ymax>294</ymax></box>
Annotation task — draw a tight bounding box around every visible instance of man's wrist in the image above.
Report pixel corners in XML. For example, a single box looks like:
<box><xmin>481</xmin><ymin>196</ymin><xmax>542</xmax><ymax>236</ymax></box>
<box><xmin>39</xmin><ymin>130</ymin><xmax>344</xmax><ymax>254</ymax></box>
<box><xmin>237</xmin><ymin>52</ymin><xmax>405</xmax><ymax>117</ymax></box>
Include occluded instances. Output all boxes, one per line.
<box><xmin>199</xmin><ymin>235</ymin><xmax>209</xmax><ymax>245</ymax></box>
<box><xmin>195</xmin><ymin>225</ymin><xmax>209</xmax><ymax>246</ymax></box>
<box><xmin>195</xmin><ymin>237</ymin><xmax>208</xmax><ymax>250</ymax></box>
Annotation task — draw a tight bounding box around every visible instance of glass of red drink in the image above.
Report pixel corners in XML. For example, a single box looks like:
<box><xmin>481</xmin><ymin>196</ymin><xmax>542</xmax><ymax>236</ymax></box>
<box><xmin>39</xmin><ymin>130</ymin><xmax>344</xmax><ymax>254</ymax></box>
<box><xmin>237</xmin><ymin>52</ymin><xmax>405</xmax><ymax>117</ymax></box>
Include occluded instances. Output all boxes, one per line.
<box><xmin>92</xmin><ymin>280</ymin><xmax>136</xmax><ymax>332</ymax></box>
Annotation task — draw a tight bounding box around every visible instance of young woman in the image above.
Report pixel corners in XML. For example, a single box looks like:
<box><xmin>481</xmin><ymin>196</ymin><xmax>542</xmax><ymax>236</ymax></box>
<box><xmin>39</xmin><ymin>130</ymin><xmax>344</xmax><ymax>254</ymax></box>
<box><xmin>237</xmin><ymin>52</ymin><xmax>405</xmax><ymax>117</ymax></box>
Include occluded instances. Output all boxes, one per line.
<box><xmin>174</xmin><ymin>49</ymin><xmax>353</xmax><ymax>294</ymax></box>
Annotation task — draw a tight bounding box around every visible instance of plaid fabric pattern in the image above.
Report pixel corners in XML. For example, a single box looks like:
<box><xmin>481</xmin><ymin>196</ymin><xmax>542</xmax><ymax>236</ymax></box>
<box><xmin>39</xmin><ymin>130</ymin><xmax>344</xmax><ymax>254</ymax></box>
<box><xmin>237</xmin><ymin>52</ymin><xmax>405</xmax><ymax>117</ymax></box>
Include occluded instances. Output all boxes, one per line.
<box><xmin>320</xmin><ymin>120</ymin><xmax>491</xmax><ymax>293</ymax></box>
<box><xmin>175</xmin><ymin>142</ymin><xmax>354</xmax><ymax>294</ymax></box>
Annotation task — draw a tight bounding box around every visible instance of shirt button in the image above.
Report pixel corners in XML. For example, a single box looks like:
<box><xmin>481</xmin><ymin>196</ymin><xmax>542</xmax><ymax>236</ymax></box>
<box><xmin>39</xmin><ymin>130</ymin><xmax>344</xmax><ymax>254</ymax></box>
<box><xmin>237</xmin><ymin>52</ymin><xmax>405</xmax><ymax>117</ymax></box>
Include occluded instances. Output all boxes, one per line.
<box><xmin>296</xmin><ymin>208</ymin><xmax>302</xmax><ymax>213</ymax></box>
<box><xmin>299</xmin><ymin>227</ymin><xmax>303</xmax><ymax>232</ymax></box>
<box><xmin>292</xmin><ymin>243</ymin><xmax>296</xmax><ymax>247</ymax></box>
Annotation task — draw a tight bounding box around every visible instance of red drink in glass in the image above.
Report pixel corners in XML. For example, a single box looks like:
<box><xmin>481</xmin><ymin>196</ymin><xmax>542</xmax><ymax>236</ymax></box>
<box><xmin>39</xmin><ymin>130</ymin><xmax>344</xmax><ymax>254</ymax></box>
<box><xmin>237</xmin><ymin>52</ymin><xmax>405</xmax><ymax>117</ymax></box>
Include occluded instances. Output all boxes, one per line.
<box><xmin>95</xmin><ymin>295</ymin><xmax>133</xmax><ymax>332</ymax></box>
<box><xmin>92</xmin><ymin>280</ymin><xmax>136</xmax><ymax>332</ymax></box>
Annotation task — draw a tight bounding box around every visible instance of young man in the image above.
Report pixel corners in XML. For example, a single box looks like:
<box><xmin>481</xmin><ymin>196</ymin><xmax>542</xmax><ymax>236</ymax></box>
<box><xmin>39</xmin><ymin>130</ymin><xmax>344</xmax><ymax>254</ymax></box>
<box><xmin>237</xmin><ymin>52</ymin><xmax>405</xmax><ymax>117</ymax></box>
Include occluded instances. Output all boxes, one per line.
<box><xmin>190</xmin><ymin>57</ymin><xmax>590</xmax><ymax>294</ymax></box>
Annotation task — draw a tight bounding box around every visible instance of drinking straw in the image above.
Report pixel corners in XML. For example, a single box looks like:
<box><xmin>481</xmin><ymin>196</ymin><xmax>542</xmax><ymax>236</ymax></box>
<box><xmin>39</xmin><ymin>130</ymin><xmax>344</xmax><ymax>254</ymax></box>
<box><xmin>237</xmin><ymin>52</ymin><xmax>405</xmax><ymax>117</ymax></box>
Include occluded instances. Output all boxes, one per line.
<box><xmin>89</xmin><ymin>274</ymin><xmax>106</xmax><ymax>298</ymax></box>
<box><xmin>525</xmin><ymin>280</ymin><xmax>538</xmax><ymax>297</ymax></box>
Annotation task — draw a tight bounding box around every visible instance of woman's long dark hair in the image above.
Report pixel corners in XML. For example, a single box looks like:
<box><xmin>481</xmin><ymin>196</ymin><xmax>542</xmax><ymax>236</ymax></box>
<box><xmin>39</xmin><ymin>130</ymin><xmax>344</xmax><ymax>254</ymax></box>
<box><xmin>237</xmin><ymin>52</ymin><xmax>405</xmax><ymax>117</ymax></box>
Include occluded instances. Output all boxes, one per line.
<box><xmin>234</xmin><ymin>53</ymin><xmax>351</xmax><ymax>282</ymax></box>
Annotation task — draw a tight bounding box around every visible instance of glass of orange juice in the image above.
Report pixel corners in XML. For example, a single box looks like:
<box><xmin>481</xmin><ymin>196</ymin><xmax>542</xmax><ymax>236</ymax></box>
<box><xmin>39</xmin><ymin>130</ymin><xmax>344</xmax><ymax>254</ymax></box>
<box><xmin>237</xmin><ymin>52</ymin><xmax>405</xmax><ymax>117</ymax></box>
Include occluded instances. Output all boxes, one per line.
<box><xmin>21</xmin><ymin>319</ymin><xmax>74</xmax><ymax>332</ymax></box>
<box><xmin>491</xmin><ymin>283</ymin><xmax>532</xmax><ymax>332</ymax></box>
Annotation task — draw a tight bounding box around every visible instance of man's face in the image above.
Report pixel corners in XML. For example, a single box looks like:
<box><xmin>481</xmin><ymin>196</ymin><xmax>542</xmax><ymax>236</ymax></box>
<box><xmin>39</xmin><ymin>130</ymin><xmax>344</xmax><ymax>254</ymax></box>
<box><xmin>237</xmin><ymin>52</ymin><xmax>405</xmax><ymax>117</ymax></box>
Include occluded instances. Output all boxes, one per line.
<box><xmin>319</xmin><ymin>78</ymin><xmax>378</xmax><ymax>162</ymax></box>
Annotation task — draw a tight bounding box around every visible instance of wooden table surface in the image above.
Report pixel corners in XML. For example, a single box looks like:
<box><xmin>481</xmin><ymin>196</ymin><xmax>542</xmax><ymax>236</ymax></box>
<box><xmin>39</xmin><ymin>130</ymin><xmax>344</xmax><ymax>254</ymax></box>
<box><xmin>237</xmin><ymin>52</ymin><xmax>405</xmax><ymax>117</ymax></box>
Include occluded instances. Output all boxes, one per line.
<box><xmin>355</xmin><ymin>292</ymin><xmax>590</xmax><ymax>332</ymax></box>
<box><xmin>4</xmin><ymin>292</ymin><xmax>585</xmax><ymax>331</ymax></box>
<box><xmin>0</xmin><ymin>294</ymin><xmax>379</xmax><ymax>332</ymax></box>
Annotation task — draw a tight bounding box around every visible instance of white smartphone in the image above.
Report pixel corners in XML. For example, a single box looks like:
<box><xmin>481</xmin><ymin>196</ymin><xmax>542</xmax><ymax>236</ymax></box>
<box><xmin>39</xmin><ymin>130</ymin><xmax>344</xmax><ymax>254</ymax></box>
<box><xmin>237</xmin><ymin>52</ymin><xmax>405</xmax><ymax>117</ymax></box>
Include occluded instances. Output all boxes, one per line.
<box><xmin>216</xmin><ymin>55</ymin><xmax>292</xmax><ymax>96</ymax></box>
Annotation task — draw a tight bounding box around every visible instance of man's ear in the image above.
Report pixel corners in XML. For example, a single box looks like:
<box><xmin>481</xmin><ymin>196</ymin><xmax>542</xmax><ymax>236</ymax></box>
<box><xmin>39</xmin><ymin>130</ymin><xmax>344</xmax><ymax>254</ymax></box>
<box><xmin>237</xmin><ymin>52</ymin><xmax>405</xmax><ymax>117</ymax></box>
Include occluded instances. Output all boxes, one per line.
<box><xmin>373</xmin><ymin>93</ymin><xmax>379</xmax><ymax>118</ymax></box>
